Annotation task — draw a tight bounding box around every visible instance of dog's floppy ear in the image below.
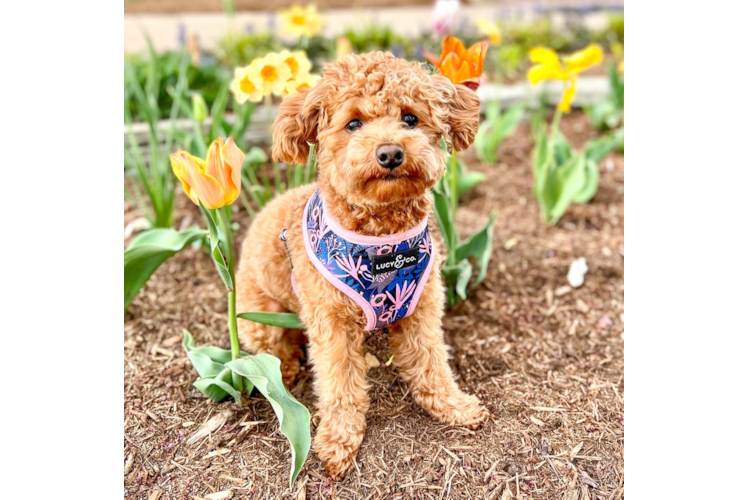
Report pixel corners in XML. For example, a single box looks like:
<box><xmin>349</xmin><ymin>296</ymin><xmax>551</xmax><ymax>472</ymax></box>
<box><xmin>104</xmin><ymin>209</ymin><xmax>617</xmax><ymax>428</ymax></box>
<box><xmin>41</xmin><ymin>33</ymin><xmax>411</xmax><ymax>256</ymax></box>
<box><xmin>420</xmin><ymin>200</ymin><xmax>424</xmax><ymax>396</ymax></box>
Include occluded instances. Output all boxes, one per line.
<box><xmin>272</xmin><ymin>89</ymin><xmax>318</xmax><ymax>165</ymax></box>
<box><xmin>447</xmin><ymin>84</ymin><xmax>481</xmax><ymax>152</ymax></box>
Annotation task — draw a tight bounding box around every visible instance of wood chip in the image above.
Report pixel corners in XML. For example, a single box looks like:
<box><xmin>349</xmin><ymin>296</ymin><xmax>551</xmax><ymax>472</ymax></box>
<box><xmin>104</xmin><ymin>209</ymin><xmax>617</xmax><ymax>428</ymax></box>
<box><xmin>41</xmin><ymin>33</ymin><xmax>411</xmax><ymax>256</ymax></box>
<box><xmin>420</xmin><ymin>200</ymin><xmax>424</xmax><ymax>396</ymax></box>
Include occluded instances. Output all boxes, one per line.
<box><xmin>570</xmin><ymin>442</ymin><xmax>584</xmax><ymax>461</ymax></box>
<box><xmin>202</xmin><ymin>448</ymin><xmax>231</xmax><ymax>459</ymax></box>
<box><xmin>219</xmin><ymin>475</ymin><xmax>245</xmax><ymax>485</ymax></box>
<box><xmin>440</xmin><ymin>446</ymin><xmax>459</xmax><ymax>461</ymax></box>
<box><xmin>162</xmin><ymin>334</ymin><xmax>182</xmax><ymax>347</ymax></box>
<box><xmin>205</xmin><ymin>490</ymin><xmax>233</xmax><ymax>500</ymax></box>
<box><xmin>484</xmin><ymin>458</ymin><xmax>502</xmax><ymax>483</ymax></box>
<box><xmin>563</xmin><ymin>488</ymin><xmax>579</xmax><ymax>500</ymax></box>
<box><xmin>148</xmin><ymin>490</ymin><xmax>162</xmax><ymax>500</ymax></box>
<box><xmin>365</xmin><ymin>352</ymin><xmax>381</xmax><ymax>369</ymax></box>
<box><xmin>188</xmin><ymin>410</ymin><xmax>231</xmax><ymax>445</ymax></box>
<box><xmin>555</xmin><ymin>285</ymin><xmax>573</xmax><ymax>296</ymax></box>
<box><xmin>530</xmin><ymin>416</ymin><xmax>545</xmax><ymax>426</ymax></box>
<box><xmin>575</xmin><ymin>299</ymin><xmax>590</xmax><ymax>313</ymax></box>
<box><xmin>580</xmin><ymin>472</ymin><xmax>598</xmax><ymax>489</ymax></box>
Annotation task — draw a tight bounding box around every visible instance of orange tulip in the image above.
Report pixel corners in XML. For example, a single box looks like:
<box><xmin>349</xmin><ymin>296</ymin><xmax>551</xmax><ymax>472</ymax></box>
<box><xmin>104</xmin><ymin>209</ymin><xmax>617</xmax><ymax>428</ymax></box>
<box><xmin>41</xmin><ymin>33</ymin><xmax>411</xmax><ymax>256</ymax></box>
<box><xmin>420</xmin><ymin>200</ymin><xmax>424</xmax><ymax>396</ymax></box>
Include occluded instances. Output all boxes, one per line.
<box><xmin>424</xmin><ymin>36</ymin><xmax>488</xmax><ymax>90</ymax></box>
<box><xmin>170</xmin><ymin>137</ymin><xmax>244</xmax><ymax>209</ymax></box>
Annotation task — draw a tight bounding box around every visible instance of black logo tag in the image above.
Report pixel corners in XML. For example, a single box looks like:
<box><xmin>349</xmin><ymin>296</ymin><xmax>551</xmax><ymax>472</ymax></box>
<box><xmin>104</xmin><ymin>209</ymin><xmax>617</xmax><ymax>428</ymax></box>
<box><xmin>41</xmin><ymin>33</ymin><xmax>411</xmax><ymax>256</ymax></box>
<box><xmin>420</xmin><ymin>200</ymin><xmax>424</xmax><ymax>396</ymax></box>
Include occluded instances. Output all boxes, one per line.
<box><xmin>371</xmin><ymin>248</ymin><xmax>419</xmax><ymax>275</ymax></box>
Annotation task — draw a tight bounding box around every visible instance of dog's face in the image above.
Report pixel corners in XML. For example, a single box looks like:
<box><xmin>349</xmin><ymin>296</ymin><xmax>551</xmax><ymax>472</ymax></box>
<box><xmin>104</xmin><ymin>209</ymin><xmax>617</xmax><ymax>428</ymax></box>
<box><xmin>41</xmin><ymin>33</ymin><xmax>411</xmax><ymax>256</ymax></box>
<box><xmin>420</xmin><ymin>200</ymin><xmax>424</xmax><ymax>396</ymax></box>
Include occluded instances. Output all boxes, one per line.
<box><xmin>272</xmin><ymin>52</ymin><xmax>480</xmax><ymax>206</ymax></box>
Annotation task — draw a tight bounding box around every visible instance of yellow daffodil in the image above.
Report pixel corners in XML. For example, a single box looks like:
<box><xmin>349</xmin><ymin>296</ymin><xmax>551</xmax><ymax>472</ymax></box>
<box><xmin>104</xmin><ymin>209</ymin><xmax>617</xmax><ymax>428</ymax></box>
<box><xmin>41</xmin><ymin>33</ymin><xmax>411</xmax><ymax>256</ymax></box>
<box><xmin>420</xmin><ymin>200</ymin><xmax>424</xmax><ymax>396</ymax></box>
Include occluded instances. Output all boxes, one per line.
<box><xmin>280</xmin><ymin>4</ymin><xmax>325</xmax><ymax>38</ymax></box>
<box><xmin>170</xmin><ymin>137</ymin><xmax>244</xmax><ymax>209</ymax></box>
<box><xmin>230</xmin><ymin>66</ymin><xmax>263</xmax><ymax>103</ymax></box>
<box><xmin>527</xmin><ymin>43</ymin><xmax>603</xmax><ymax>112</ymax></box>
<box><xmin>282</xmin><ymin>71</ymin><xmax>321</xmax><ymax>97</ymax></box>
<box><xmin>618</xmin><ymin>60</ymin><xmax>624</xmax><ymax>74</ymax></box>
<box><xmin>246</xmin><ymin>53</ymin><xmax>292</xmax><ymax>96</ymax></box>
<box><xmin>476</xmin><ymin>19</ymin><xmax>501</xmax><ymax>46</ymax></box>
<box><xmin>424</xmin><ymin>36</ymin><xmax>488</xmax><ymax>90</ymax></box>
<box><xmin>278</xmin><ymin>50</ymin><xmax>312</xmax><ymax>80</ymax></box>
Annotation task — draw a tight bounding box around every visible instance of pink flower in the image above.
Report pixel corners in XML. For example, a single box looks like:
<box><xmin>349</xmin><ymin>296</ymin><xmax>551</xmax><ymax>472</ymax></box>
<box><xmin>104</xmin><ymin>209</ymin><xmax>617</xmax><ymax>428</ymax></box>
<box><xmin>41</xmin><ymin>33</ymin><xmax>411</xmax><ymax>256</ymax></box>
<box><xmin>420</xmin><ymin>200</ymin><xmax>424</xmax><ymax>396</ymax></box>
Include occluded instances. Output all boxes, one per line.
<box><xmin>385</xmin><ymin>281</ymin><xmax>417</xmax><ymax>310</ymax></box>
<box><xmin>334</xmin><ymin>253</ymin><xmax>366</xmax><ymax>287</ymax></box>
<box><xmin>378</xmin><ymin>310</ymin><xmax>393</xmax><ymax>323</ymax></box>
<box><xmin>371</xmin><ymin>293</ymin><xmax>387</xmax><ymax>308</ymax></box>
<box><xmin>376</xmin><ymin>245</ymin><xmax>394</xmax><ymax>255</ymax></box>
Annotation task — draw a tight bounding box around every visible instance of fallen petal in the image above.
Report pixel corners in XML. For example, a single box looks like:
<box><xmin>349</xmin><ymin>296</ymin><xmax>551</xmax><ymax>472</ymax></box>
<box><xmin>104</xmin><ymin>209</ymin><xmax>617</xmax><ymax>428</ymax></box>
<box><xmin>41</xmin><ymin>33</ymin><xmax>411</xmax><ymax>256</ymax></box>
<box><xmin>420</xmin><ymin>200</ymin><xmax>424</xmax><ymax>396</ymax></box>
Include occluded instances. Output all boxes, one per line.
<box><xmin>567</xmin><ymin>257</ymin><xmax>589</xmax><ymax>288</ymax></box>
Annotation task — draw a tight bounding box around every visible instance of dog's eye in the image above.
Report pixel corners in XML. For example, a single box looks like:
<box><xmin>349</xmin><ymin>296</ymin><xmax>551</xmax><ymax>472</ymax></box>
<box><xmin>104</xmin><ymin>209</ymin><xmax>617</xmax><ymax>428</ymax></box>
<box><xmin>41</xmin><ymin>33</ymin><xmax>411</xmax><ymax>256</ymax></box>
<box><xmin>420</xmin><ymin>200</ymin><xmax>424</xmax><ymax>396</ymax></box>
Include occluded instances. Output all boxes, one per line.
<box><xmin>402</xmin><ymin>113</ymin><xmax>418</xmax><ymax>128</ymax></box>
<box><xmin>345</xmin><ymin>119</ymin><xmax>363</xmax><ymax>132</ymax></box>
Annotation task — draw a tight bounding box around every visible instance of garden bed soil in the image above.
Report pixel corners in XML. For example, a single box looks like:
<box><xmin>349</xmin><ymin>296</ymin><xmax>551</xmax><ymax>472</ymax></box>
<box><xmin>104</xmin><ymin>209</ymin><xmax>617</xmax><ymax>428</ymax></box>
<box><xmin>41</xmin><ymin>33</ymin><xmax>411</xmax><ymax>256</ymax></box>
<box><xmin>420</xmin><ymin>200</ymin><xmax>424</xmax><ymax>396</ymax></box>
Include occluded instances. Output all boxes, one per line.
<box><xmin>125</xmin><ymin>0</ymin><xmax>432</xmax><ymax>14</ymax></box>
<box><xmin>124</xmin><ymin>110</ymin><xmax>624</xmax><ymax>499</ymax></box>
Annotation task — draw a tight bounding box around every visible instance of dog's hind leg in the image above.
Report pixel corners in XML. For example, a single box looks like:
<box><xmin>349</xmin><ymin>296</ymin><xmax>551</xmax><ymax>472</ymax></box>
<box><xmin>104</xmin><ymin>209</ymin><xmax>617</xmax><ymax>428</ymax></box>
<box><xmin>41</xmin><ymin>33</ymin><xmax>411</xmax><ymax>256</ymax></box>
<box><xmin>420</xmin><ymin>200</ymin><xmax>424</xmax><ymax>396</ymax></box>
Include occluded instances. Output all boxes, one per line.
<box><xmin>235</xmin><ymin>280</ymin><xmax>304</xmax><ymax>386</ymax></box>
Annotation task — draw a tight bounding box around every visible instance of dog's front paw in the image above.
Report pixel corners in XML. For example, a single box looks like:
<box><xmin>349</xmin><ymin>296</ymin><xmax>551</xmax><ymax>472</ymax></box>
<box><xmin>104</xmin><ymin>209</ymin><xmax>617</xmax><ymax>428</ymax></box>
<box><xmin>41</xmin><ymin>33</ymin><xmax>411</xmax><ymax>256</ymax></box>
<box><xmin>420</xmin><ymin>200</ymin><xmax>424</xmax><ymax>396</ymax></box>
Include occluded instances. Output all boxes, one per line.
<box><xmin>433</xmin><ymin>392</ymin><xmax>489</xmax><ymax>429</ymax></box>
<box><xmin>314</xmin><ymin>412</ymin><xmax>365</xmax><ymax>480</ymax></box>
<box><xmin>280</xmin><ymin>357</ymin><xmax>301</xmax><ymax>387</ymax></box>
<box><xmin>315</xmin><ymin>436</ymin><xmax>359</xmax><ymax>480</ymax></box>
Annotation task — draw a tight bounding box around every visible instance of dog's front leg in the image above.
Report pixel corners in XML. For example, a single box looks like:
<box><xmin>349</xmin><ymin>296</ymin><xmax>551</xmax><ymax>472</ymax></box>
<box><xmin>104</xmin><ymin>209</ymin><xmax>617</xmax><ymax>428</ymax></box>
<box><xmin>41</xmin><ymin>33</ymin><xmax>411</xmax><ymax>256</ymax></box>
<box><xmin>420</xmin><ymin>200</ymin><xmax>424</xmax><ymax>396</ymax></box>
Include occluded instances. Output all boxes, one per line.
<box><xmin>388</xmin><ymin>276</ymin><xmax>488</xmax><ymax>428</ymax></box>
<box><xmin>306</xmin><ymin>310</ymin><xmax>369</xmax><ymax>480</ymax></box>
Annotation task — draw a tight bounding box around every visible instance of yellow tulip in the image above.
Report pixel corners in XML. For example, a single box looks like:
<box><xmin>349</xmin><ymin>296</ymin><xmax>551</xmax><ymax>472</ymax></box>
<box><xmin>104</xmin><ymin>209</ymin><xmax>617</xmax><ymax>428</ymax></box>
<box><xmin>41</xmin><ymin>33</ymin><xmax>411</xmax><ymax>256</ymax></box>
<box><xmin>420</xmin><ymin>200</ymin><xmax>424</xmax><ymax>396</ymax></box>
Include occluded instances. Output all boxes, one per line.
<box><xmin>246</xmin><ymin>53</ymin><xmax>292</xmax><ymax>97</ymax></box>
<box><xmin>476</xmin><ymin>19</ymin><xmax>501</xmax><ymax>46</ymax></box>
<box><xmin>230</xmin><ymin>66</ymin><xmax>263</xmax><ymax>104</ymax></box>
<box><xmin>557</xmin><ymin>78</ymin><xmax>576</xmax><ymax>113</ymax></box>
<box><xmin>170</xmin><ymin>137</ymin><xmax>244</xmax><ymax>209</ymax></box>
<box><xmin>527</xmin><ymin>44</ymin><xmax>603</xmax><ymax>113</ymax></box>
<box><xmin>424</xmin><ymin>36</ymin><xmax>488</xmax><ymax>90</ymax></box>
<box><xmin>280</xmin><ymin>4</ymin><xmax>325</xmax><ymax>38</ymax></box>
<box><xmin>563</xmin><ymin>44</ymin><xmax>603</xmax><ymax>76</ymax></box>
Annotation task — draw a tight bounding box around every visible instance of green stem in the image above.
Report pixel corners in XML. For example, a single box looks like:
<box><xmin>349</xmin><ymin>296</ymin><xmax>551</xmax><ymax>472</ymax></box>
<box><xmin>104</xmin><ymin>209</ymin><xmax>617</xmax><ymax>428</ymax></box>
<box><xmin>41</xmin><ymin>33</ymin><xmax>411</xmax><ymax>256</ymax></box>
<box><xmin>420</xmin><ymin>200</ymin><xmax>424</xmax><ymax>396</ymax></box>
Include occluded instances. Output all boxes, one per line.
<box><xmin>228</xmin><ymin>286</ymin><xmax>243</xmax><ymax>392</ymax></box>
<box><xmin>216</xmin><ymin>206</ymin><xmax>242</xmax><ymax>394</ymax></box>
<box><xmin>548</xmin><ymin>108</ymin><xmax>563</xmax><ymax>155</ymax></box>
<box><xmin>448</xmin><ymin>152</ymin><xmax>458</xmax><ymax>266</ymax></box>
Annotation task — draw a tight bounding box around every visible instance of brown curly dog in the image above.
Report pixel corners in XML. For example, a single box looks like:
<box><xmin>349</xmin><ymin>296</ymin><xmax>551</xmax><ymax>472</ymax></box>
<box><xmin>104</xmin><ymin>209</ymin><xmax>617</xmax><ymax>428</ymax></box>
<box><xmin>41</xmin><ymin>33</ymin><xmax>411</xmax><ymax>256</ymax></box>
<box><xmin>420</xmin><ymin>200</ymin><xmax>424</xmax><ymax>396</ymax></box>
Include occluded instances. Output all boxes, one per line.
<box><xmin>235</xmin><ymin>52</ymin><xmax>488</xmax><ymax>479</ymax></box>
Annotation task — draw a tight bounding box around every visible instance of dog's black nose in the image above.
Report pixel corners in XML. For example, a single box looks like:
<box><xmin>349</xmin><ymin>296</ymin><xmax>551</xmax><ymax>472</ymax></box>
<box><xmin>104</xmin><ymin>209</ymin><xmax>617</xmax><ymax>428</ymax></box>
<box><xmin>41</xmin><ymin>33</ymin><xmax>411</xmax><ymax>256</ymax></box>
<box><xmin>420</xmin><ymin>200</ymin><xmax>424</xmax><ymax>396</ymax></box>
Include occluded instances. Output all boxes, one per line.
<box><xmin>376</xmin><ymin>144</ymin><xmax>404</xmax><ymax>170</ymax></box>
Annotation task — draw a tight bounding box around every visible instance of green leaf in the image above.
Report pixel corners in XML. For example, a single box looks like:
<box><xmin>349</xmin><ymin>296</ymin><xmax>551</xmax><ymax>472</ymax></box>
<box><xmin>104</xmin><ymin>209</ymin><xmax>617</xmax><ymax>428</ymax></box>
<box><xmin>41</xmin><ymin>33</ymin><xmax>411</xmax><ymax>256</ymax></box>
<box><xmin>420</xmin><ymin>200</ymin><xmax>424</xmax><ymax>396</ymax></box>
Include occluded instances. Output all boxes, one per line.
<box><xmin>573</xmin><ymin>159</ymin><xmax>600</xmax><ymax>204</ymax></box>
<box><xmin>246</xmin><ymin>146</ymin><xmax>269</xmax><ymax>166</ymax></box>
<box><xmin>227</xmin><ymin>355</ymin><xmax>311</xmax><ymax>487</ymax></box>
<box><xmin>124</xmin><ymin>226</ymin><xmax>206</xmax><ymax>314</ymax></box>
<box><xmin>432</xmin><ymin>187</ymin><xmax>456</xmax><ymax>253</ymax></box>
<box><xmin>194</xmin><ymin>367</ymin><xmax>244</xmax><ymax>403</ymax></box>
<box><xmin>455</xmin><ymin>211</ymin><xmax>498</xmax><ymax>288</ymax></box>
<box><xmin>553</xmin><ymin>131</ymin><xmax>573</xmax><ymax>166</ymax></box>
<box><xmin>237</xmin><ymin>312</ymin><xmax>305</xmax><ymax>329</ymax></box>
<box><xmin>475</xmin><ymin>103</ymin><xmax>524</xmax><ymax>164</ymax></box>
<box><xmin>456</xmin><ymin>171</ymin><xmax>486</xmax><ymax>200</ymax></box>
<box><xmin>532</xmin><ymin>129</ymin><xmax>550</xmax><ymax>182</ymax></box>
<box><xmin>546</xmin><ymin>153</ymin><xmax>588</xmax><ymax>225</ymax></box>
<box><xmin>499</xmin><ymin>103</ymin><xmax>525</xmax><ymax>138</ymax></box>
<box><xmin>198</xmin><ymin>201</ymin><xmax>234</xmax><ymax>290</ymax></box>
<box><xmin>181</xmin><ymin>331</ymin><xmax>253</xmax><ymax>403</ymax></box>
<box><xmin>585</xmin><ymin>135</ymin><xmax>619</xmax><ymax>164</ymax></box>
<box><xmin>442</xmin><ymin>260</ymin><xmax>472</xmax><ymax>300</ymax></box>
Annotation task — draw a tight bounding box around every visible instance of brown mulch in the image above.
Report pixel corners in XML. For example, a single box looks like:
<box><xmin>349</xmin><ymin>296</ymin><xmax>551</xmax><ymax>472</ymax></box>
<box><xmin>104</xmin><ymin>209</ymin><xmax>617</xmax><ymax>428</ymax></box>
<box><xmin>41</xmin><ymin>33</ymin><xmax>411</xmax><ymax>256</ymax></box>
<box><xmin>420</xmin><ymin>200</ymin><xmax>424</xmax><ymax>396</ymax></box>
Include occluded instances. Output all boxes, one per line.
<box><xmin>124</xmin><ymin>110</ymin><xmax>624</xmax><ymax>500</ymax></box>
<box><xmin>124</xmin><ymin>0</ymin><xmax>432</xmax><ymax>14</ymax></box>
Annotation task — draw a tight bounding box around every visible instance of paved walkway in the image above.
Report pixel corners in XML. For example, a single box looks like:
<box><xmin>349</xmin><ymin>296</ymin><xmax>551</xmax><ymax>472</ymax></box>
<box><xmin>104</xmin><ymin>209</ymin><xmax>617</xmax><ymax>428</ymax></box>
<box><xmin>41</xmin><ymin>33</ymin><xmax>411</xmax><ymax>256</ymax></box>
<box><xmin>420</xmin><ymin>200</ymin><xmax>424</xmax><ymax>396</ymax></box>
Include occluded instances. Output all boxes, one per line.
<box><xmin>125</xmin><ymin>2</ymin><xmax>623</xmax><ymax>53</ymax></box>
